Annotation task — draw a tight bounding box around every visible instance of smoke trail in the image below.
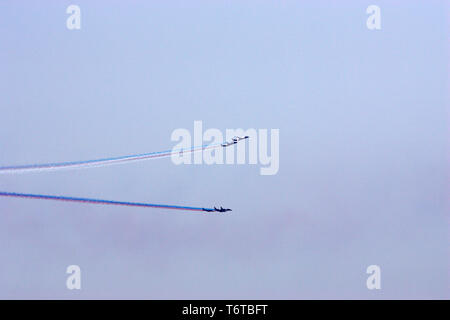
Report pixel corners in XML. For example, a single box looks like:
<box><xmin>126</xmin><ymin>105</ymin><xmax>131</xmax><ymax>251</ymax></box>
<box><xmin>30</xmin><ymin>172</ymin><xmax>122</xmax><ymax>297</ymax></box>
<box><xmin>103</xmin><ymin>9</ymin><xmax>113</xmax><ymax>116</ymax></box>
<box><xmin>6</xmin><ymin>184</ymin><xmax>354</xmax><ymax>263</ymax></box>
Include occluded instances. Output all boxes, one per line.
<box><xmin>0</xmin><ymin>191</ymin><xmax>216</xmax><ymax>212</ymax></box>
<box><xmin>0</xmin><ymin>143</ymin><xmax>222</xmax><ymax>174</ymax></box>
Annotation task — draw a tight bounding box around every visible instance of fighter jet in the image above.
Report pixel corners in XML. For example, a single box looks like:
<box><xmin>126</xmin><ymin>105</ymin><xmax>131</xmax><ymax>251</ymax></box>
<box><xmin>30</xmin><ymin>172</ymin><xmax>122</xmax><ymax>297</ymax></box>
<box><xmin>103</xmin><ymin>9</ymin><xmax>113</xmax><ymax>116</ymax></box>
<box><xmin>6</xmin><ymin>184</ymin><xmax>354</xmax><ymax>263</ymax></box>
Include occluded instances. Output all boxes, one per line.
<box><xmin>214</xmin><ymin>206</ymin><xmax>232</xmax><ymax>212</ymax></box>
<box><xmin>221</xmin><ymin>141</ymin><xmax>235</xmax><ymax>147</ymax></box>
<box><xmin>232</xmin><ymin>136</ymin><xmax>249</xmax><ymax>143</ymax></box>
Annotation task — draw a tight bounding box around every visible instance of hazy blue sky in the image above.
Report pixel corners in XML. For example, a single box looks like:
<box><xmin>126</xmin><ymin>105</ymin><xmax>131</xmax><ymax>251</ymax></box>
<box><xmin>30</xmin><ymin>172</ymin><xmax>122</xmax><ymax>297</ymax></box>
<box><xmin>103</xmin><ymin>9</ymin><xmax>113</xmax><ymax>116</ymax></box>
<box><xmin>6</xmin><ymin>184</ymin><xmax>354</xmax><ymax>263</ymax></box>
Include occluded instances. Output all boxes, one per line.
<box><xmin>0</xmin><ymin>1</ymin><xmax>448</xmax><ymax>299</ymax></box>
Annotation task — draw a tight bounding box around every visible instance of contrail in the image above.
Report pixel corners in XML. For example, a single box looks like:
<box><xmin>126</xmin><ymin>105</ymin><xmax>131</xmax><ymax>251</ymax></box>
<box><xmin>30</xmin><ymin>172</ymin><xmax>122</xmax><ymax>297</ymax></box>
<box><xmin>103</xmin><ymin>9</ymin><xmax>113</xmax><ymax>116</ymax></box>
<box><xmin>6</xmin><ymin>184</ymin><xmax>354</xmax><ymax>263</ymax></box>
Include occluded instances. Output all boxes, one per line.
<box><xmin>0</xmin><ymin>191</ymin><xmax>216</xmax><ymax>213</ymax></box>
<box><xmin>0</xmin><ymin>143</ymin><xmax>222</xmax><ymax>174</ymax></box>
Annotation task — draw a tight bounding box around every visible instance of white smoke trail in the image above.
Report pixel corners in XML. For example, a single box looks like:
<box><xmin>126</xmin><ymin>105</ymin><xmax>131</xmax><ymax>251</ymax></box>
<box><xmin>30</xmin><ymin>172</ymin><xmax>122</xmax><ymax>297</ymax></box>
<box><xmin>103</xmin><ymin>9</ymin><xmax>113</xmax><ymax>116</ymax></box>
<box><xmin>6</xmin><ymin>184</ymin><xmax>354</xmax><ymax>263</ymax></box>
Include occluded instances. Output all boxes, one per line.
<box><xmin>0</xmin><ymin>143</ymin><xmax>222</xmax><ymax>174</ymax></box>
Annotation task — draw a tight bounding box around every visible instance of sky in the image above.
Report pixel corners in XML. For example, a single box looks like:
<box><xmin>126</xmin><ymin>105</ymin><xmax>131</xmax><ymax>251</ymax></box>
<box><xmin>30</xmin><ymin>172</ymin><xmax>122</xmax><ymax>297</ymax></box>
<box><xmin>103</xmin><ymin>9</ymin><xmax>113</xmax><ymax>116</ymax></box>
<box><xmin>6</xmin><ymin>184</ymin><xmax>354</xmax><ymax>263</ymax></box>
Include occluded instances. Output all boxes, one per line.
<box><xmin>0</xmin><ymin>1</ymin><xmax>448</xmax><ymax>299</ymax></box>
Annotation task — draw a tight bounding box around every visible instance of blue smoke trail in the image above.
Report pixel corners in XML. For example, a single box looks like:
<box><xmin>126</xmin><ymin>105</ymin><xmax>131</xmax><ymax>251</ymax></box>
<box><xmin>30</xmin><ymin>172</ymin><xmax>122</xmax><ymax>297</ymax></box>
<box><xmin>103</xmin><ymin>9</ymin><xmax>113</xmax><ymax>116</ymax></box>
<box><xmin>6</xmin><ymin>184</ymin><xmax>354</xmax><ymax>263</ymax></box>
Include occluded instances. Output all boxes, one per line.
<box><xmin>0</xmin><ymin>142</ymin><xmax>222</xmax><ymax>174</ymax></box>
<box><xmin>0</xmin><ymin>191</ymin><xmax>216</xmax><ymax>213</ymax></box>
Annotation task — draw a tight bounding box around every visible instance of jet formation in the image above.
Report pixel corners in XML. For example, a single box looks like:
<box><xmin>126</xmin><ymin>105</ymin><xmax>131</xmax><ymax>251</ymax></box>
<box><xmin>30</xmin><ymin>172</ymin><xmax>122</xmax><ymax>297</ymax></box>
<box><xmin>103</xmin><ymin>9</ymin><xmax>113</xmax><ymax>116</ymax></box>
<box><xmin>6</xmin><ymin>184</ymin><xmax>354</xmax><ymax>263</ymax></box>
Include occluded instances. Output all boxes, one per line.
<box><xmin>0</xmin><ymin>136</ymin><xmax>249</xmax><ymax>214</ymax></box>
<box><xmin>202</xmin><ymin>207</ymin><xmax>232</xmax><ymax>213</ymax></box>
<box><xmin>221</xmin><ymin>135</ymin><xmax>249</xmax><ymax>147</ymax></box>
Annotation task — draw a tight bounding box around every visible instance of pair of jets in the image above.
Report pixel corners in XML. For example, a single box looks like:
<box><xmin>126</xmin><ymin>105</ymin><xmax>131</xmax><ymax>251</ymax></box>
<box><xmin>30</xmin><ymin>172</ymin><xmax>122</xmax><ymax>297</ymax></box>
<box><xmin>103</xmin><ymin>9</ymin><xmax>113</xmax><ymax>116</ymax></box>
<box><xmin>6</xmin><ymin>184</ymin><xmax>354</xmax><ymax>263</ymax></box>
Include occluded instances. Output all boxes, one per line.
<box><xmin>221</xmin><ymin>135</ymin><xmax>249</xmax><ymax>147</ymax></box>
<box><xmin>202</xmin><ymin>206</ymin><xmax>232</xmax><ymax>213</ymax></box>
